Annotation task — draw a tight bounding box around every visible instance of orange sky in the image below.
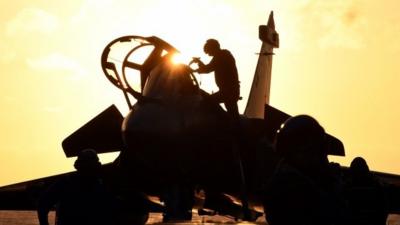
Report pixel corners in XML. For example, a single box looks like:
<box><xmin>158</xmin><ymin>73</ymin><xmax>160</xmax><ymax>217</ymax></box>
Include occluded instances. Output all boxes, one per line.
<box><xmin>0</xmin><ymin>0</ymin><xmax>400</xmax><ymax>185</ymax></box>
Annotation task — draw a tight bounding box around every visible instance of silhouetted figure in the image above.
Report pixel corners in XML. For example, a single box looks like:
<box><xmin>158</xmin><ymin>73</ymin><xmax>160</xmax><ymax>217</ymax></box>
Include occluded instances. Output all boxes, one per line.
<box><xmin>345</xmin><ymin>157</ymin><xmax>387</xmax><ymax>225</ymax></box>
<box><xmin>191</xmin><ymin>40</ymin><xmax>257</xmax><ymax>220</ymax></box>
<box><xmin>263</xmin><ymin>115</ymin><xmax>348</xmax><ymax>225</ymax></box>
<box><xmin>37</xmin><ymin>149</ymin><xmax>116</xmax><ymax>225</ymax></box>
<box><xmin>191</xmin><ymin>39</ymin><xmax>240</xmax><ymax>122</ymax></box>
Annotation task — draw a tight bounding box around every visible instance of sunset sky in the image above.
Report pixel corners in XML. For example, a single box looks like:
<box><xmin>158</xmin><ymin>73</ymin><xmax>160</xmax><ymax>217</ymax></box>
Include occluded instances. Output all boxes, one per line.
<box><xmin>0</xmin><ymin>0</ymin><xmax>399</xmax><ymax>185</ymax></box>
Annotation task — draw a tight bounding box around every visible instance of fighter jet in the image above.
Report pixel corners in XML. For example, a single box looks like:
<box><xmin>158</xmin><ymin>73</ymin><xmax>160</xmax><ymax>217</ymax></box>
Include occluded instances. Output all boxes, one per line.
<box><xmin>0</xmin><ymin>11</ymin><xmax>399</xmax><ymax>222</ymax></box>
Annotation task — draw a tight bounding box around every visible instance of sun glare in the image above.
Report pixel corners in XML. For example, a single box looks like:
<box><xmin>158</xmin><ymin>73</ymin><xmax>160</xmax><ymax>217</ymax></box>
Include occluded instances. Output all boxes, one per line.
<box><xmin>171</xmin><ymin>53</ymin><xmax>192</xmax><ymax>65</ymax></box>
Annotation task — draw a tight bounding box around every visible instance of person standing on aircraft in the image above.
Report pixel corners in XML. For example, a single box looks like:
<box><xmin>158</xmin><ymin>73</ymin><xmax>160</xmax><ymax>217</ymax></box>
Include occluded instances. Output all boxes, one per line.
<box><xmin>191</xmin><ymin>39</ymin><xmax>252</xmax><ymax>219</ymax></box>
<box><xmin>37</xmin><ymin>149</ymin><xmax>116</xmax><ymax>225</ymax></box>
<box><xmin>191</xmin><ymin>39</ymin><xmax>240</xmax><ymax>121</ymax></box>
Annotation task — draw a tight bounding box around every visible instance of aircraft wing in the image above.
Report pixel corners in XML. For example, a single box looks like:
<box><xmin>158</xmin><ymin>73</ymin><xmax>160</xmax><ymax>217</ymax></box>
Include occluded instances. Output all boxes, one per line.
<box><xmin>0</xmin><ymin>172</ymin><xmax>73</xmax><ymax>210</ymax></box>
<box><xmin>0</xmin><ymin>105</ymin><xmax>126</xmax><ymax>210</ymax></box>
<box><xmin>374</xmin><ymin>171</ymin><xmax>400</xmax><ymax>186</ymax></box>
<box><xmin>0</xmin><ymin>164</ymin><xmax>114</xmax><ymax>210</ymax></box>
<box><xmin>0</xmin><ymin>163</ymin><xmax>164</xmax><ymax>212</ymax></box>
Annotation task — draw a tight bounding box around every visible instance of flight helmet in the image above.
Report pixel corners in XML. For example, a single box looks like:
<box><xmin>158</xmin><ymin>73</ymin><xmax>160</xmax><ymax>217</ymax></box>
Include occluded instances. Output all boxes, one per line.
<box><xmin>275</xmin><ymin>115</ymin><xmax>326</xmax><ymax>161</ymax></box>
<box><xmin>74</xmin><ymin>148</ymin><xmax>101</xmax><ymax>172</ymax></box>
<box><xmin>350</xmin><ymin>156</ymin><xmax>370</xmax><ymax>176</ymax></box>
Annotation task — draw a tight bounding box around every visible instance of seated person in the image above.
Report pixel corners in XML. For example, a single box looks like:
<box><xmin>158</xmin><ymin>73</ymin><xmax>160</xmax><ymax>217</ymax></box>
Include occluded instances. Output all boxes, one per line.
<box><xmin>263</xmin><ymin>115</ymin><xmax>348</xmax><ymax>225</ymax></box>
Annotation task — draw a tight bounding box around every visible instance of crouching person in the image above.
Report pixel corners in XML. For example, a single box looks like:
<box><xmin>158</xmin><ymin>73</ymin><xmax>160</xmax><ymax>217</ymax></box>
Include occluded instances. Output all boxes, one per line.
<box><xmin>38</xmin><ymin>149</ymin><xmax>117</xmax><ymax>225</ymax></box>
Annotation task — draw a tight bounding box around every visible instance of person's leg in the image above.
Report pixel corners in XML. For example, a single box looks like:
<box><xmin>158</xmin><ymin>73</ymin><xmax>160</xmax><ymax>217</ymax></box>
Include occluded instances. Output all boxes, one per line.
<box><xmin>224</xmin><ymin>101</ymin><xmax>239</xmax><ymax>121</ymax></box>
<box><xmin>209</xmin><ymin>91</ymin><xmax>223</xmax><ymax>104</ymax></box>
<box><xmin>220</xmin><ymin>87</ymin><xmax>240</xmax><ymax>124</ymax></box>
<box><xmin>223</xmin><ymin>100</ymin><xmax>241</xmax><ymax>136</ymax></box>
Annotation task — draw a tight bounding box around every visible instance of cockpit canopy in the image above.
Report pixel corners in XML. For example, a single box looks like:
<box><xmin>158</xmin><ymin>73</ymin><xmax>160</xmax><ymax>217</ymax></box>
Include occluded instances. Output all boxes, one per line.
<box><xmin>143</xmin><ymin>60</ymin><xmax>199</xmax><ymax>100</ymax></box>
<box><xmin>101</xmin><ymin>35</ymin><xmax>199</xmax><ymax>105</ymax></box>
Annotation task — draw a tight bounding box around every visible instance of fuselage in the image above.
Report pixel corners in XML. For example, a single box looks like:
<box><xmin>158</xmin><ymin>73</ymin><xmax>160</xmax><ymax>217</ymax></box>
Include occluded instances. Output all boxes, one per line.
<box><xmin>120</xmin><ymin>59</ymin><xmax>243</xmax><ymax>188</ymax></box>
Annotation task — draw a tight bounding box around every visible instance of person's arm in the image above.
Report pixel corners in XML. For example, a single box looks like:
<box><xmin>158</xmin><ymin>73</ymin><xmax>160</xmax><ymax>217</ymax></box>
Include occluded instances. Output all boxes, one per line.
<box><xmin>191</xmin><ymin>57</ymin><xmax>215</xmax><ymax>74</ymax></box>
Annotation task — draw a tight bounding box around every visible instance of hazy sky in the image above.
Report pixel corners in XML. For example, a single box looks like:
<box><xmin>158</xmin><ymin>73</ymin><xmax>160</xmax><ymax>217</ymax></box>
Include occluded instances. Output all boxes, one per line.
<box><xmin>0</xmin><ymin>0</ymin><xmax>399</xmax><ymax>185</ymax></box>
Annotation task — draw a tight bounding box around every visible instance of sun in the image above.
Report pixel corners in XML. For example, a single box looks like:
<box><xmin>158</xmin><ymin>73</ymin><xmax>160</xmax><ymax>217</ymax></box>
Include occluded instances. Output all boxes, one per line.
<box><xmin>170</xmin><ymin>52</ymin><xmax>195</xmax><ymax>66</ymax></box>
<box><xmin>170</xmin><ymin>53</ymin><xmax>185</xmax><ymax>65</ymax></box>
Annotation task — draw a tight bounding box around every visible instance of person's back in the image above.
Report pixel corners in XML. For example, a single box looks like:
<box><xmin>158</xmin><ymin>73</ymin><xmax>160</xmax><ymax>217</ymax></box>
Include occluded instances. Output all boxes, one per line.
<box><xmin>53</xmin><ymin>174</ymin><xmax>115</xmax><ymax>225</ymax></box>
<box><xmin>208</xmin><ymin>49</ymin><xmax>239</xmax><ymax>92</ymax></box>
<box><xmin>265</xmin><ymin>162</ymin><xmax>343</xmax><ymax>225</ymax></box>
<box><xmin>38</xmin><ymin>149</ymin><xmax>116</xmax><ymax>225</ymax></box>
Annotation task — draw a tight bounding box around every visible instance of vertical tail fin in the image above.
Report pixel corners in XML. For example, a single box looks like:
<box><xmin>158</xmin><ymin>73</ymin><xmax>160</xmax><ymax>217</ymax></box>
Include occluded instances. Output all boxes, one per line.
<box><xmin>244</xmin><ymin>11</ymin><xmax>279</xmax><ymax>119</ymax></box>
